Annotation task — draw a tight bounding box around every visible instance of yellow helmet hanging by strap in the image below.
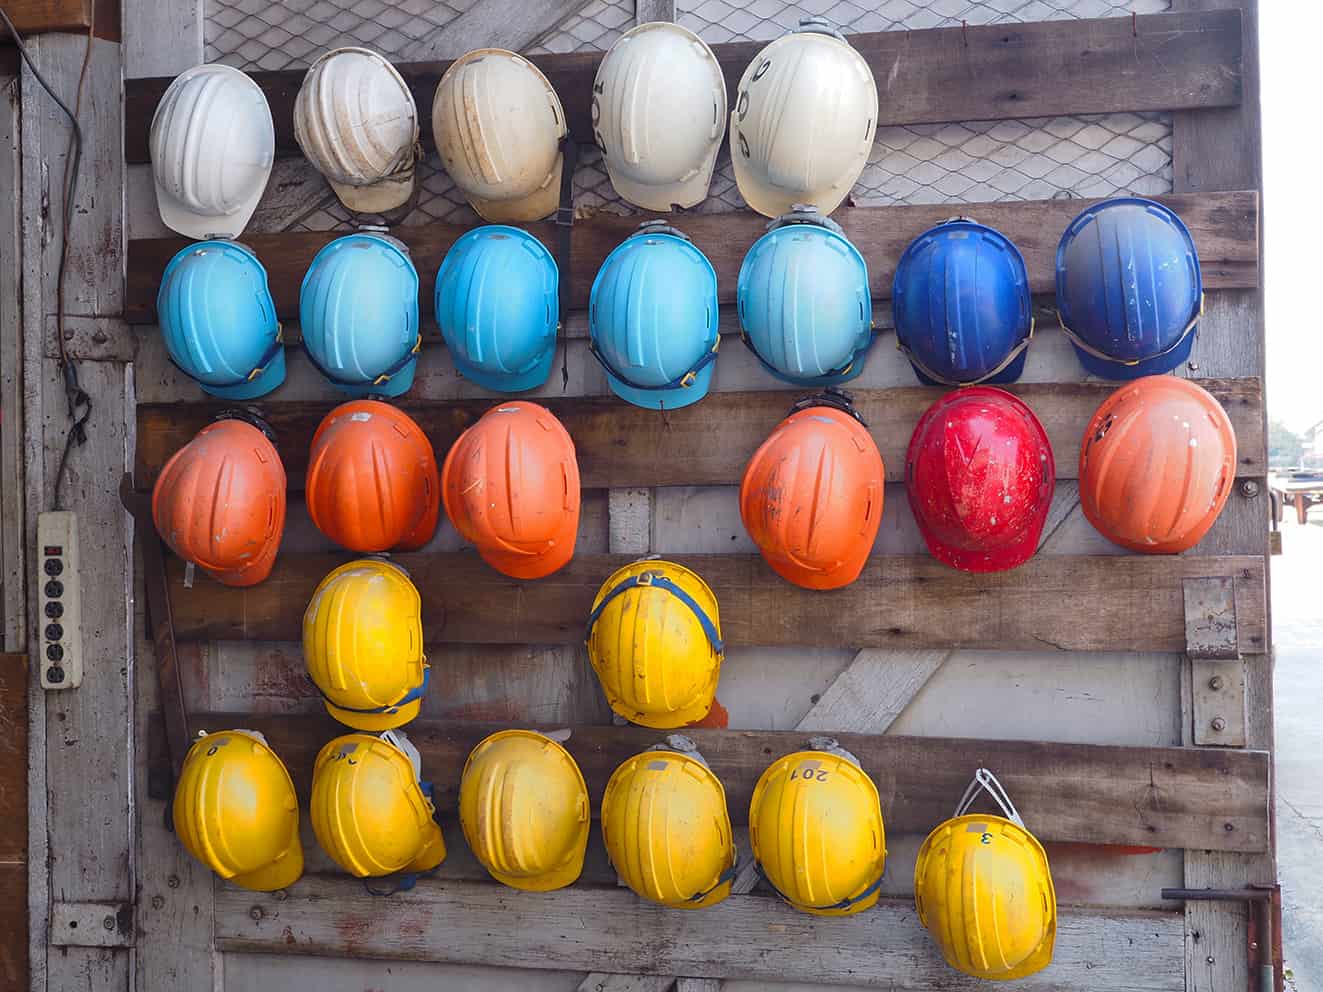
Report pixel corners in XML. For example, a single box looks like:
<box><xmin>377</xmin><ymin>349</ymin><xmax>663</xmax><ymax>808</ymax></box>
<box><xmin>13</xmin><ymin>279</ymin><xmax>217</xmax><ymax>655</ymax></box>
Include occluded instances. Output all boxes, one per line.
<box><xmin>914</xmin><ymin>768</ymin><xmax>1056</xmax><ymax>980</ymax></box>
<box><xmin>309</xmin><ymin>730</ymin><xmax>446</xmax><ymax>889</ymax></box>
<box><xmin>172</xmin><ymin>730</ymin><xmax>303</xmax><ymax>892</ymax></box>
<box><xmin>459</xmin><ymin>730</ymin><xmax>590</xmax><ymax>892</ymax></box>
<box><xmin>601</xmin><ymin>735</ymin><xmax>737</xmax><ymax>909</ymax></box>
<box><xmin>586</xmin><ymin>559</ymin><xmax>723</xmax><ymax>728</ymax></box>
<box><xmin>748</xmin><ymin>737</ymin><xmax>886</xmax><ymax>917</ymax></box>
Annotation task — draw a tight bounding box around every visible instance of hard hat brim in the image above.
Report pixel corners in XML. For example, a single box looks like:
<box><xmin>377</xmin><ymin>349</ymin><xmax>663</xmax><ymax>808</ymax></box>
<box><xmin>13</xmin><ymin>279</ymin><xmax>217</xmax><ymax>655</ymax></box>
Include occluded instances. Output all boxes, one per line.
<box><xmin>325</xmin><ymin>356</ymin><xmax>418</xmax><ymax>399</ymax></box>
<box><xmin>1069</xmin><ymin>331</ymin><xmax>1195</xmax><ymax>381</ymax></box>
<box><xmin>730</xmin><ymin>129</ymin><xmax>854</xmax><ymax>220</ymax></box>
<box><xmin>466</xmin><ymin>153</ymin><xmax>564</xmax><ymax>224</ymax></box>
<box><xmin>230</xmin><ymin>842</ymin><xmax>303</xmax><ymax>892</ymax></box>
<box><xmin>197</xmin><ymin>346</ymin><xmax>287</xmax><ymax>401</ymax></box>
<box><xmin>453</xmin><ymin>343</ymin><xmax>555</xmax><ymax>394</ymax></box>
<box><xmin>484</xmin><ymin>835</ymin><xmax>587</xmax><ymax>892</ymax></box>
<box><xmin>605</xmin><ymin>141</ymin><xmax>721</xmax><ymax>213</ymax></box>
<box><xmin>327</xmin><ymin>170</ymin><xmax>416</xmax><ymax>215</ymax></box>
<box><xmin>918</xmin><ymin>523</ymin><xmax>1041</xmax><ymax>575</ymax></box>
<box><xmin>155</xmin><ymin>167</ymin><xmax>270</xmax><ymax>242</ymax></box>
<box><xmin>480</xmin><ymin>529</ymin><xmax>576</xmax><ymax>580</ymax></box>
<box><xmin>905</xmin><ymin>347</ymin><xmax>1029</xmax><ymax>388</ymax></box>
<box><xmin>605</xmin><ymin>361</ymin><xmax>714</xmax><ymax>411</ymax></box>
<box><xmin>322</xmin><ymin>696</ymin><xmax>422</xmax><ymax>733</ymax></box>
<box><xmin>203</xmin><ymin>530</ymin><xmax>281</xmax><ymax>587</ymax></box>
<box><xmin>761</xmin><ymin>550</ymin><xmax>870</xmax><ymax>591</ymax></box>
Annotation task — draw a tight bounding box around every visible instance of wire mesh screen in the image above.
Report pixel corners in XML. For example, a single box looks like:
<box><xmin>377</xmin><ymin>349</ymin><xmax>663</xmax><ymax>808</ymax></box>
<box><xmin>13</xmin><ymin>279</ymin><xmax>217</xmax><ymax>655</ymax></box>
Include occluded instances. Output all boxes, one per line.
<box><xmin>203</xmin><ymin>0</ymin><xmax>1173</xmax><ymax>231</ymax></box>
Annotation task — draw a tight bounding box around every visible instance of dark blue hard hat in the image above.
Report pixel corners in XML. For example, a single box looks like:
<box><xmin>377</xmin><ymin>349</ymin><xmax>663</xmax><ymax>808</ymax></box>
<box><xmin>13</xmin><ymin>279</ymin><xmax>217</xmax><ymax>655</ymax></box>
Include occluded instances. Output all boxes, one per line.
<box><xmin>892</xmin><ymin>218</ymin><xmax>1032</xmax><ymax>387</ymax></box>
<box><xmin>1055</xmin><ymin>197</ymin><xmax>1203</xmax><ymax>380</ymax></box>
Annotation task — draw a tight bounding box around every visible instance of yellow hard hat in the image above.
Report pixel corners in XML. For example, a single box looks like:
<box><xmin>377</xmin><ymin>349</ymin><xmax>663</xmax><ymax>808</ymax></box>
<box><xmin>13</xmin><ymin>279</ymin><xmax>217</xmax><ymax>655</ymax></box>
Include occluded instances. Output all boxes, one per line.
<box><xmin>459</xmin><ymin>730</ymin><xmax>589</xmax><ymax>891</ymax></box>
<box><xmin>303</xmin><ymin>558</ymin><xmax>429</xmax><ymax>731</ymax></box>
<box><xmin>748</xmin><ymin>738</ymin><xmax>886</xmax><ymax>917</ymax></box>
<box><xmin>310</xmin><ymin>730</ymin><xmax>447</xmax><ymax>885</ymax></box>
<box><xmin>601</xmin><ymin>735</ymin><xmax>737</xmax><ymax>909</ymax></box>
<box><xmin>172</xmin><ymin>730</ymin><xmax>303</xmax><ymax>892</ymax></box>
<box><xmin>914</xmin><ymin>768</ymin><xmax>1056</xmax><ymax>980</ymax></box>
<box><xmin>586</xmin><ymin>559</ymin><xmax>723</xmax><ymax>728</ymax></box>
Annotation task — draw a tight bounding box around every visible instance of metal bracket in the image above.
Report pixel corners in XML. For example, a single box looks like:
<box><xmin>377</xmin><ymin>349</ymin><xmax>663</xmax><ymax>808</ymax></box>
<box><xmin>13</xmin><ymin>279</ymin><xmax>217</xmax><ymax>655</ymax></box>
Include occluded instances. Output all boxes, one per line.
<box><xmin>1160</xmin><ymin>886</ymin><xmax>1281</xmax><ymax>992</ymax></box>
<box><xmin>1182</xmin><ymin>577</ymin><xmax>1247</xmax><ymax>746</ymax></box>
<box><xmin>50</xmin><ymin>901</ymin><xmax>134</xmax><ymax>948</ymax></box>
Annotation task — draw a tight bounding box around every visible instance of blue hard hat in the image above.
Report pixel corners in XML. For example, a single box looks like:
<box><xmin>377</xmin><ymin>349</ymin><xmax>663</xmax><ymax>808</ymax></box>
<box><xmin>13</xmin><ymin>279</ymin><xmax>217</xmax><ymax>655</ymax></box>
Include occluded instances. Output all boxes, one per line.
<box><xmin>300</xmin><ymin>232</ymin><xmax>422</xmax><ymax>398</ymax></box>
<box><xmin>737</xmin><ymin>206</ymin><xmax>873</xmax><ymax>386</ymax></box>
<box><xmin>892</xmin><ymin>218</ymin><xmax>1032</xmax><ymax>387</ymax></box>
<box><xmin>1055</xmin><ymin>197</ymin><xmax>1203</xmax><ymax>380</ymax></box>
<box><xmin>158</xmin><ymin>240</ymin><xmax>285</xmax><ymax>400</ymax></box>
<box><xmin>589</xmin><ymin>221</ymin><xmax>719</xmax><ymax>410</ymax></box>
<box><xmin>435</xmin><ymin>225</ymin><xmax>558</xmax><ymax>393</ymax></box>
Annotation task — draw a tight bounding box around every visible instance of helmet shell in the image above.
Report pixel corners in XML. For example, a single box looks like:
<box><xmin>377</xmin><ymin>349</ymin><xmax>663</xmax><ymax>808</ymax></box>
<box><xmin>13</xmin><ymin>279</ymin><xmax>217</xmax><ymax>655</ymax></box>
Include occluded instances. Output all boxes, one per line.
<box><xmin>294</xmin><ymin>47</ymin><xmax>420</xmax><ymax>213</ymax></box>
<box><xmin>589</xmin><ymin>224</ymin><xmax>719</xmax><ymax>410</ymax></box>
<box><xmin>300</xmin><ymin>233</ymin><xmax>421</xmax><ymax>398</ymax></box>
<box><xmin>740</xmin><ymin>403</ymin><xmax>883</xmax><ymax>589</ymax></box>
<box><xmin>432</xmin><ymin>49</ymin><xmax>566</xmax><ymax>222</ymax></box>
<box><xmin>150</xmin><ymin>63</ymin><xmax>274</xmax><ymax>239</ymax></box>
<box><xmin>905</xmin><ymin>387</ymin><xmax>1055</xmax><ymax>573</ymax></box>
<box><xmin>1079</xmin><ymin>376</ymin><xmax>1235</xmax><ymax>553</ymax></box>
<box><xmin>306</xmin><ymin>400</ymin><xmax>439</xmax><ymax>553</ymax></box>
<box><xmin>586</xmin><ymin>559</ymin><xmax>723</xmax><ymax>728</ymax></box>
<box><xmin>893</xmin><ymin>219</ymin><xmax>1032</xmax><ymax>386</ymax></box>
<box><xmin>441</xmin><ymin>401</ymin><xmax>580</xmax><ymax>579</ymax></box>
<box><xmin>592</xmin><ymin>22</ymin><xmax>727</xmax><ymax>211</ymax></box>
<box><xmin>459</xmin><ymin>730</ymin><xmax>589</xmax><ymax>891</ymax></box>
<box><xmin>435</xmin><ymin>225</ymin><xmax>559</xmax><ymax>393</ymax></box>
<box><xmin>915</xmin><ymin>813</ymin><xmax>1056</xmax><ymax>980</ymax></box>
<box><xmin>302</xmin><ymin>559</ymin><xmax>428</xmax><ymax>731</ymax></box>
<box><xmin>173</xmin><ymin>730</ymin><xmax>303</xmax><ymax>891</ymax></box>
<box><xmin>158</xmin><ymin>240</ymin><xmax>285</xmax><ymax>400</ymax></box>
<box><xmin>737</xmin><ymin>211</ymin><xmax>872</xmax><ymax>386</ymax></box>
<box><xmin>310</xmin><ymin>732</ymin><xmax>446</xmax><ymax>878</ymax></box>
<box><xmin>1056</xmin><ymin>197</ymin><xmax>1202</xmax><ymax>379</ymax></box>
<box><xmin>730</xmin><ymin>24</ymin><xmax>877</xmax><ymax>218</ymax></box>
<box><xmin>151</xmin><ymin>418</ymin><xmax>286</xmax><ymax>587</ymax></box>
<box><xmin>749</xmin><ymin>748</ymin><xmax>886</xmax><ymax>917</ymax></box>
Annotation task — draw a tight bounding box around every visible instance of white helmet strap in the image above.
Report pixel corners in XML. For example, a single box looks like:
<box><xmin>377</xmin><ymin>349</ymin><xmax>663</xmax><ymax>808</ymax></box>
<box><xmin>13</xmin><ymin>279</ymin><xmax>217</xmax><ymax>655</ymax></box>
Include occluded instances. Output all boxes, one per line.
<box><xmin>955</xmin><ymin>767</ymin><xmax>1025</xmax><ymax>827</ymax></box>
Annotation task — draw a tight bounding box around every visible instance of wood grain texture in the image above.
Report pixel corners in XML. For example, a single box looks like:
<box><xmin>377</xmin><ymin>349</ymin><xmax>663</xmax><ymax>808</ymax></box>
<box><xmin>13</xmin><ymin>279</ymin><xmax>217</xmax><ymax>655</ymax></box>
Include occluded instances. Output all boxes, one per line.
<box><xmin>0</xmin><ymin>655</ymin><xmax>27</xmax><ymax>992</ymax></box>
<box><xmin>122</xmin><ymin>9</ymin><xmax>1242</xmax><ymax>164</ymax></box>
<box><xmin>215</xmin><ymin>876</ymin><xmax>1184</xmax><ymax>990</ymax></box>
<box><xmin>0</xmin><ymin>0</ymin><xmax>92</xmax><ymax>33</ymax></box>
<box><xmin>165</xmin><ymin>714</ymin><xmax>1269</xmax><ymax>851</ymax></box>
<box><xmin>123</xmin><ymin>189</ymin><xmax>1258</xmax><ymax>324</ymax></box>
<box><xmin>397</xmin><ymin>0</ymin><xmax>593</xmax><ymax>60</ymax></box>
<box><xmin>132</xmin><ymin>377</ymin><xmax>1266</xmax><ymax>491</ymax></box>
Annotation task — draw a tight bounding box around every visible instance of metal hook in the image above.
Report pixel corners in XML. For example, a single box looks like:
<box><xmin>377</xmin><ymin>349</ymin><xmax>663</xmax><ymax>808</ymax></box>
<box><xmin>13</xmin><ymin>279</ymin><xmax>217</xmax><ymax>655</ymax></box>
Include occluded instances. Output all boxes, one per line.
<box><xmin>1132</xmin><ymin>11</ymin><xmax>1138</xmax><ymax>36</ymax></box>
<box><xmin>962</xmin><ymin>19</ymin><xmax>968</xmax><ymax>46</ymax></box>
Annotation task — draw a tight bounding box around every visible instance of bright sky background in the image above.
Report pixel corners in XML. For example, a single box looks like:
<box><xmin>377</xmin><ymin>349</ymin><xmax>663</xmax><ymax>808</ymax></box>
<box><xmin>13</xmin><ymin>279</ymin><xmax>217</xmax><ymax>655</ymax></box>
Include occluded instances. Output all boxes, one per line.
<box><xmin>1261</xmin><ymin>3</ymin><xmax>1318</xmax><ymax>433</ymax></box>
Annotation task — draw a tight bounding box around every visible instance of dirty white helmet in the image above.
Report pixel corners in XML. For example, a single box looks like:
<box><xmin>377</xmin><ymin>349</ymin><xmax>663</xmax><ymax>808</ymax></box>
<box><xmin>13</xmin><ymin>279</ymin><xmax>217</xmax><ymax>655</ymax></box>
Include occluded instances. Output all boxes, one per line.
<box><xmin>592</xmin><ymin>22</ymin><xmax>727</xmax><ymax>211</ymax></box>
<box><xmin>294</xmin><ymin>47</ymin><xmax>421</xmax><ymax>213</ymax></box>
<box><xmin>730</xmin><ymin>19</ymin><xmax>877</xmax><ymax>218</ymax></box>
<box><xmin>150</xmin><ymin>63</ymin><xmax>275</xmax><ymax>239</ymax></box>
<box><xmin>432</xmin><ymin>49</ymin><xmax>567</xmax><ymax>222</ymax></box>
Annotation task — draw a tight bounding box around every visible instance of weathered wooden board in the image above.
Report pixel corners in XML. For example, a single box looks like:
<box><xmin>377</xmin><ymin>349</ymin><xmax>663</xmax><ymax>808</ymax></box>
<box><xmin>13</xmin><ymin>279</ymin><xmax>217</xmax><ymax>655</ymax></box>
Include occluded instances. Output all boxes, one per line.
<box><xmin>124</xmin><ymin>189</ymin><xmax>1258</xmax><ymax>324</ymax></box>
<box><xmin>166</xmin><ymin>714</ymin><xmax>1269</xmax><ymax>851</ymax></box>
<box><xmin>0</xmin><ymin>0</ymin><xmax>92</xmax><ymax>33</ymax></box>
<box><xmin>215</xmin><ymin>877</ymin><xmax>1184</xmax><ymax>990</ymax></box>
<box><xmin>133</xmin><ymin>376</ymin><xmax>1265</xmax><ymax>490</ymax></box>
<box><xmin>0</xmin><ymin>654</ymin><xmax>27</xmax><ymax>991</ymax></box>
<box><xmin>397</xmin><ymin>0</ymin><xmax>594</xmax><ymax>60</ymax></box>
<box><xmin>123</xmin><ymin>9</ymin><xmax>1243</xmax><ymax>164</ymax></box>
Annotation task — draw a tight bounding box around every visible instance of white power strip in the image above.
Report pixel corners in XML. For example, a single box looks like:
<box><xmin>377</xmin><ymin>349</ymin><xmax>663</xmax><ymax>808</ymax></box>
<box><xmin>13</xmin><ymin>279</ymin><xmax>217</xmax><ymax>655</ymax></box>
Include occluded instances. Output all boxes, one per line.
<box><xmin>37</xmin><ymin>511</ymin><xmax>82</xmax><ymax>689</ymax></box>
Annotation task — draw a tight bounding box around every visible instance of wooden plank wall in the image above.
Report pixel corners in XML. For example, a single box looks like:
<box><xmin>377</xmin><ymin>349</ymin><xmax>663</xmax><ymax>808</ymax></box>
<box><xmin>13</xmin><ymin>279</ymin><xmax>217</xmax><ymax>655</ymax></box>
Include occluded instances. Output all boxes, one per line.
<box><xmin>0</xmin><ymin>654</ymin><xmax>28</xmax><ymax>991</ymax></box>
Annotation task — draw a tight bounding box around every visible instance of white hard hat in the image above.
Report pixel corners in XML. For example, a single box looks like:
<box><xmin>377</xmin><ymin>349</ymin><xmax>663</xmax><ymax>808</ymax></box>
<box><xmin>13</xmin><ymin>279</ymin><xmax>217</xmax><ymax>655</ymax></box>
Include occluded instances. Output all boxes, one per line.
<box><xmin>294</xmin><ymin>47</ymin><xmax>421</xmax><ymax>214</ymax></box>
<box><xmin>150</xmin><ymin>63</ymin><xmax>275</xmax><ymax>239</ymax></box>
<box><xmin>730</xmin><ymin>20</ymin><xmax>877</xmax><ymax>218</ymax></box>
<box><xmin>432</xmin><ymin>49</ymin><xmax>567</xmax><ymax>223</ymax></box>
<box><xmin>592</xmin><ymin>22</ymin><xmax>727</xmax><ymax>212</ymax></box>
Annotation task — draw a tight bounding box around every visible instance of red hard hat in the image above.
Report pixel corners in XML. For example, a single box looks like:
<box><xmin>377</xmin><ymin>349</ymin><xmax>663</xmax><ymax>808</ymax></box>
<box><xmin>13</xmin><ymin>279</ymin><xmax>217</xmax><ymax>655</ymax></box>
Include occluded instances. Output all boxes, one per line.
<box><xmin>152</xmin><ymin>414</ymin><xmax>287</xmax><ymax>586</ymax></box>
<box><xmin>905</xmin><ymin>387</ymin><xmax>1055</xmax><ymax>573</ymax></box>
<box><xmin>1079</xmin><ymin>376</ymin><xmax>1236</xmax><ymax>553</ymax></box>
<box><xmin>441</xmin><ymin>401</ymin><xmax>581</xmax><ymax>579</ymax></box>
<box><xmin>740</xmin><ymin>391</ymin><xmax>884</xmax><ymax>589</ymax></box>
<box><xmin>306</xmin><ymin>400</ymin><xmax>440</xmax><ymax>553</ymax></box>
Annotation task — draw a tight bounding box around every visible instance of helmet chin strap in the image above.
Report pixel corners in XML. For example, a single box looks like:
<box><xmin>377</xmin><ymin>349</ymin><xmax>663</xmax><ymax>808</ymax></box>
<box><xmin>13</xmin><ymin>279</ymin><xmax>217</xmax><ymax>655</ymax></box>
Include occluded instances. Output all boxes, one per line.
<box><xmin>955</xmin><ymin>768</ymin><xmax>1026</xmax><ymax>828</ymax></box>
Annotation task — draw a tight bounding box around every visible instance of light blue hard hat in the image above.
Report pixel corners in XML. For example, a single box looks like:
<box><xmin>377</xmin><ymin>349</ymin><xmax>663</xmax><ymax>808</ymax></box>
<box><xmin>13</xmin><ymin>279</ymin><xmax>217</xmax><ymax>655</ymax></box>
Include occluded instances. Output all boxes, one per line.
<box><xmin>737</xmin><ymin>205</ymin><xmax>873</xmax><ymax>387</ymax></box>
<box><xmin>300</xmin><ymin>232</ymin><xmax>421</xmax><ymax>398</ymax></box>
<box><xmin>435</xmin><ymin>225</ymin><xmax>558</xmax><ymax>393</ymax></box>
<box><xmin>157</xmin><ymin>239</ymin><xmax>285</xmax><ymax>400</ymax></box>
<box><xmin>589</xmin><ymin>221</ymin><xmax>719</xmax><ymax>410</ymax></box>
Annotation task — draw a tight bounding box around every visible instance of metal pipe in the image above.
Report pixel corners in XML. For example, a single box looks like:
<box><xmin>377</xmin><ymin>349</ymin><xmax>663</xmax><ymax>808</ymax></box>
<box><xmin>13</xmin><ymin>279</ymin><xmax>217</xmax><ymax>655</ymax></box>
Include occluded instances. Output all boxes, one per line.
<box><xmin>1162</xmin><ymin>887</ymin><xmax>1278</xmax><ymax>992</ymax></box>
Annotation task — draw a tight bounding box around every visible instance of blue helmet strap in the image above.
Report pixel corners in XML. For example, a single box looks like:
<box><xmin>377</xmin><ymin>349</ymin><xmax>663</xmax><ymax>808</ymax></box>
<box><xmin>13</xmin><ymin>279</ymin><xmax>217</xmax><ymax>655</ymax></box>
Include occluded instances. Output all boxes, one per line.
<box><xmin>589</xmin><ymin>335</ymin><xmax>720</xmax><ymax>392</ymax></box>
<box><xmin>303</xmin><ymin>332</ymin><xmax>422</xmax><ymax>387</ymax></box>
<box><xmin>167</xmin><ymin>327</ymin><xmax>283</xmax><ymax>387</ymax></box>
<box><xmin>585</xmin><ymin>571</ymin><xmax>723</xmax><ymax>654</ymax></box>
<box><xmin>895</xmin><ymin>317</ymin><xmax>1035</xmax><ymax>387</ymax></box>
<box><xmin>1056</xmin><ymin>292</ymin><xmax>1203</xmax><ymax>368</ymax></box>
<box><xmin>554</xmin><ymin>136</ymin><xmax>578</xmax><ymax>391</ymax></box>
<box><xmin>741</xmin><ymin>327</ymin><xmax>877</xmax><ymax>386</ymax></box>
<box><xmin>318</xmin><ymin>666</ymin><xmax>429</xmax><ymax>716</ymax></box>
<box><xmin>754</xmin><ymin>861</ymin><xmax>884</xmax><ymax>912</ymax></box>
<box><xmin>362</xmin><ymin>776</ymin><xmax>445</xmax><ymax>898</ymax></box>
<box><xmin>687</xmin><ymin>855</ymin><xmax>739</xmax><ymax>904</ymax></box>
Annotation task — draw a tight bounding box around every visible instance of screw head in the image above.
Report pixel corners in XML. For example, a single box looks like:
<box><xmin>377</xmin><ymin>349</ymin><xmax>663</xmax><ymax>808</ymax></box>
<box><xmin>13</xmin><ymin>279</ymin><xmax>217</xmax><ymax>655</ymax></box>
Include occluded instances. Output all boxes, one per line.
<box><xmin>249</xmin><ymin>906</ymin><xmax>264</xmax><ymax>922</ymax></box>
<box><xmin>274</xmin><ymin>888</ymin><xmax>289</xmax><ymax>902</ymax></box>
<box><xmin>1188</xmin><ymin>361</ymin><xmax>1200</xmax><ymax>371</ymax></box>
<box><xmin>151</xmin><ymin>895</ymin><xmax>165</xmax><ymax>911</ymax></box>
<box><xmin>1240</xmin><ymin>480</ymin><xmax>1260</xmax><ymax>498</ymax></box>
<box><xmin>1211</xmin><ymin>717</ymin><xmax>1228</xmax><ymax>732</ymax></box>
<box><xmin>102</xmin><ymin>915</ymin><xmax>116</xmax><ymax>931</ymax></box>
<box><xmin>1209</xmin><ymin>675</ymin><xmax>1225</xmax><ymax>691</ymax></box>
<box><xmin>167</xmin><ymin>874</ymin><xmax>180</xmax><ymax>889</ymax></box>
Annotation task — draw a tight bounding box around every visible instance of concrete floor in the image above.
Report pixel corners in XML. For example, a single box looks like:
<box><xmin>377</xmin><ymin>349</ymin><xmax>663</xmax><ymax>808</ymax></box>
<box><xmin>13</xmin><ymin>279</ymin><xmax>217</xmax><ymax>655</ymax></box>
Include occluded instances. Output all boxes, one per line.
<box><xmin>1273</xmin><ymin>511</ymin><xmax>1323</xmax><ymax>991</ymax></box>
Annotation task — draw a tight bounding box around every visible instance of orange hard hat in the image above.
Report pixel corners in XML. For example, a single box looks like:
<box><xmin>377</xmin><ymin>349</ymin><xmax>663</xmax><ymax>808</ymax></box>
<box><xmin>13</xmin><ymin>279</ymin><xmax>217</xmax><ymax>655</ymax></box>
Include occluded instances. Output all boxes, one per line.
<box><xmin>152</xmin><ymin>412</ymin><xmax>286</xmax><ymax>586</ymax></box>
<box><xmin>306</xmin><ymin>400</ymin><xmax>440</xmax><ymax>553</ymax></box>
<box><xmin>441</xmin><ymin>401</ymin><xmax>580</xmax><ymax>579</ymax></box>
<box><xmin>740</xmin><ymin>390</ymin><xmax>884</xmax><ymax>589</ymax></box>
<box><xmin>1079</xmin><ymin>376</ymin><xmax>1236</xmax><ymax>553</ymax></box>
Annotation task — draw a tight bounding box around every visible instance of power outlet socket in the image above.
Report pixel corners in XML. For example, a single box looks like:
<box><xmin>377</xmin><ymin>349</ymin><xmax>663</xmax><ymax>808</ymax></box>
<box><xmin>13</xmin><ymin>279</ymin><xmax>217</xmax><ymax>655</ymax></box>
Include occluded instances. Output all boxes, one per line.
<box><xmin>37</xmin><ymin>511</ymin><xmax>82</xmax><ymax>689</ymax></box>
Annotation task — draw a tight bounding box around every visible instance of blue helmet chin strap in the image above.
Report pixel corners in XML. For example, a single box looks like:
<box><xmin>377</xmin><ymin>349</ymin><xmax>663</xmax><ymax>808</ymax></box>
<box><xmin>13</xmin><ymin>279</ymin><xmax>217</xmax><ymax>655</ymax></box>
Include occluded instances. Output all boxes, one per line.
<box><xmin>167</xmin><ymin>326</ymin><xmax>284</xmax><ymax>387</ymax></box>
<box><xmin>304</xmin><ymin>332</ymin><xmax>422</xmax><ymax>388</ymax></box>
<box><xmin>754</xmin><ymin>861</ymin><xmax>885</xmax><ymax>912</ymax></box>
<box><xmin>588</xmin><ymin>334</ymin><xmax>720</xmax><ymax>392</ymax></box>
<box><xmin>318</xmin><ymin>665</ymin><xmax>430</xmax><ymax>716</ymax></box>
<box><xmin>686</xmin><ymin>856</ymin><xmax>739</xmax><ymax>904</ymax></box>
<box><xmin>362</xmin><ymin>772</ymin><xmax>445</xmax><ymax>897</ymax></box>
<box><xmin>740</xmin><ymin>326</ymin><xmax>877</xmax><ymax>387</ymax></box>
<box><xmin>585</xmin><ymin>570</ymin><xmax>723</xmax><ymax>654</ymax></box>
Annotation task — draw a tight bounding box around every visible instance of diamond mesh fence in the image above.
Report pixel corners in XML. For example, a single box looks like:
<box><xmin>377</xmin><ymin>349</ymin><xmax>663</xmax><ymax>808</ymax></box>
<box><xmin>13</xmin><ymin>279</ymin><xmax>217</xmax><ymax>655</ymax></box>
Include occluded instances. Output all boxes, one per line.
<box><xmin>203</xmin><ymin>0</ymin><xmax>1173</xmax><ymax>231</ymax></box>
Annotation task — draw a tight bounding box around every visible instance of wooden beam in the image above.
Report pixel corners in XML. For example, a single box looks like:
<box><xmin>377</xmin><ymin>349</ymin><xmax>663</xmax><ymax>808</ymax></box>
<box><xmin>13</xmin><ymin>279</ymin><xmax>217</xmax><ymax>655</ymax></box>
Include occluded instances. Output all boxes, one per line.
<box><xmin>123</xmin><ymin>189</ymin><xmax>1259</xmax><ymax>325</ymax></box>
<box><xmin>133</xmin><ymin>377</ymin><xmax>1267</xmax><ymax>491</ymax></box>
<box><xmin>398</xmin><ymin>0</ymin><xmax>594</xmax><ymax>60</ymax></box>
<box><xmin>122</xmin><ymin>9</ymin><xmax>1242</xmax><ymax>165</ymax></box>
<box><xmin>0</xmin><ymin>0</ymin><xmax>91</xmax><ymax>34</ymax></box>
<box><xmin>0</xmin><ymin>654</ymin><xmax>27</xmax><ymax>992</ymax></box>
<box><xmin>166</xmin><ymin>714</ymin><xmax>1269</xmax><ymax>852</ymax></box>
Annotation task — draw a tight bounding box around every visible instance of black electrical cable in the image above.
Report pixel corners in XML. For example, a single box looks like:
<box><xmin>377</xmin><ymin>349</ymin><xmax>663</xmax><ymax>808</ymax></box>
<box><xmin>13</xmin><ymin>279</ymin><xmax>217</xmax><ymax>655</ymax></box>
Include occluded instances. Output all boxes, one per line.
<box><xmin>0</xmin><ymin>4</ymin><xmax>95</xmax><ymax>511</ymax></box>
